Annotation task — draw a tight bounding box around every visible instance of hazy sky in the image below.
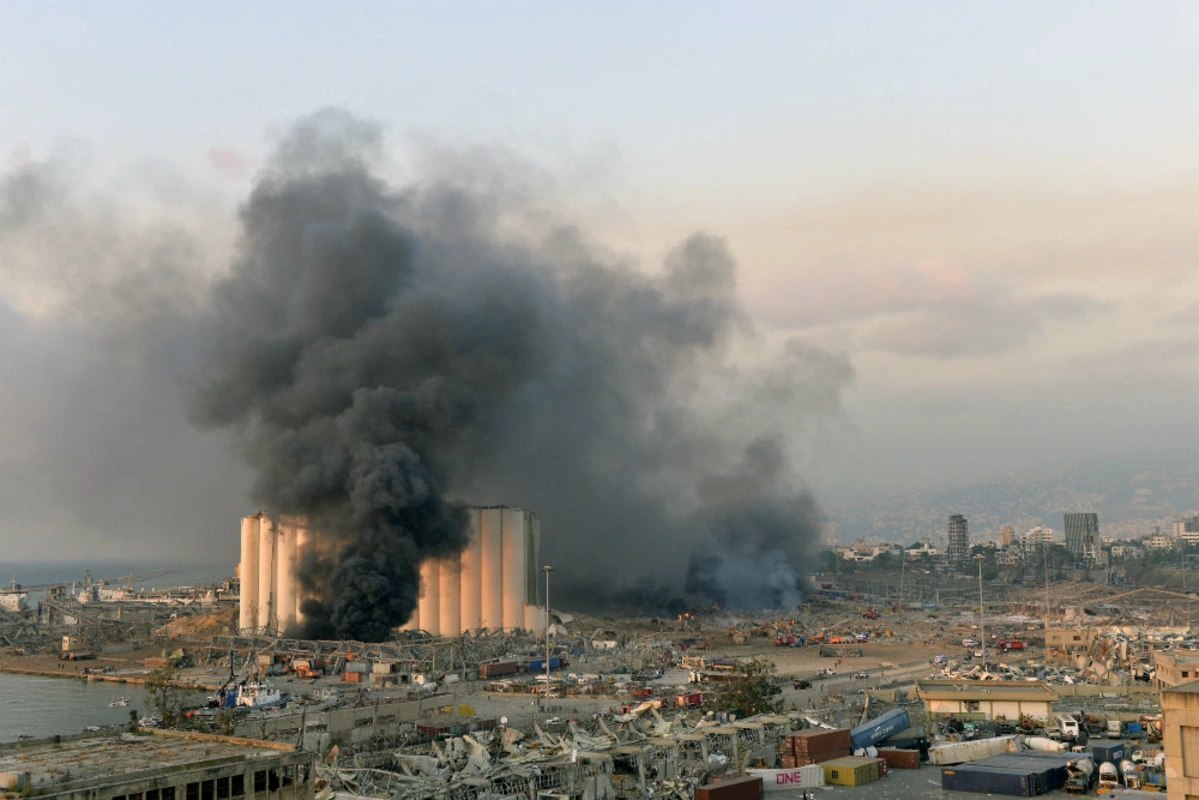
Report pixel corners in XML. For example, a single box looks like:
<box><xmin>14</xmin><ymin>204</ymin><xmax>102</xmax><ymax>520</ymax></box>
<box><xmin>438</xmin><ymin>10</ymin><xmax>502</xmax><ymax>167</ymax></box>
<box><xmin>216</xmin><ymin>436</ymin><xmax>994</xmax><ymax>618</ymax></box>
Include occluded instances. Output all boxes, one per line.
<box><xmin>3</xmin><ymin>2</ymin><xmax>1199</xmax><ymax>560</ymax></box>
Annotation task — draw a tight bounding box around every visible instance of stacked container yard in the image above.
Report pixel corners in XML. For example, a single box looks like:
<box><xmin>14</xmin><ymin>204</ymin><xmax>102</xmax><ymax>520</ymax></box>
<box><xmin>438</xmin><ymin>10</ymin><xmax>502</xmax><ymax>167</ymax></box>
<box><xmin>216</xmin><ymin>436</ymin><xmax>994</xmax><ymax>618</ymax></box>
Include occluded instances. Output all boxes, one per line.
<box><xmin>779</xmin><ymin>728</ymin><xmax>851</xmax><ymax>768</ymax></box>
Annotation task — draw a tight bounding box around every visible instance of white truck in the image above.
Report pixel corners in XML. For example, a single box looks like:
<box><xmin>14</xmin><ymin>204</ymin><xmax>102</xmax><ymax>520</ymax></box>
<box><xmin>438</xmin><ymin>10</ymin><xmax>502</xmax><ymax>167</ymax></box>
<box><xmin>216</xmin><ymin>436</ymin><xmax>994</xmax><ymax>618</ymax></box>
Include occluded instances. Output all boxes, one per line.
<box><xmin>1057</xmin><ymin>714</ymin><xmax>1088</xmax><ymax>744</ymax></box>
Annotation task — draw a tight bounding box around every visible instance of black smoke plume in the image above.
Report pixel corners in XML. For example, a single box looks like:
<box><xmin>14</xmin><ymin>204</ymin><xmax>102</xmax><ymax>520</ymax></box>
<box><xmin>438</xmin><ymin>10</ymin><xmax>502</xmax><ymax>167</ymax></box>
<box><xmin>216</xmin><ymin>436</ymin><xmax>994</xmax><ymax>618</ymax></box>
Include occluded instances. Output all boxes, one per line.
<box><xmin>188</xmin><ymin>110</ymin><xmax>853</xmax><ymax>640</ymax></box>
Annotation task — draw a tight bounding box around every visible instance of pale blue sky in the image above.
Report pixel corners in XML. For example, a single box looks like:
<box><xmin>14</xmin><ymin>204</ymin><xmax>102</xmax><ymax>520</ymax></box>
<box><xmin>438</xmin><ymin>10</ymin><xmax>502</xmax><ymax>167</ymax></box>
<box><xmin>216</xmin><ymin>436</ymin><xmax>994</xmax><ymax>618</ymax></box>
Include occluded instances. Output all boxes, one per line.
<box><xmin>5</xmin><ymin>2</ymin><xmax>1197</xmax><ymax>192</ymax></box>
<box><xmin>3</xmin><ymin>2</ymin><xmax>1199</xmax><ymax>557</ymax></box>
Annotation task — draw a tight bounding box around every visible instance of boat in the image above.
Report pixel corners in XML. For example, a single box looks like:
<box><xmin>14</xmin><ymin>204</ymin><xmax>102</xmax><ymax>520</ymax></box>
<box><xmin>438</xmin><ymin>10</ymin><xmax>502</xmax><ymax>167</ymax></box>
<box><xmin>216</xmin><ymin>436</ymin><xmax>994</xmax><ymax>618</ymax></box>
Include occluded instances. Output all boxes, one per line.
<box><xmin>235</xmin><ymin>681</ymin><xmax>286</xmax><ymax>708</ymax></box>
<box><xmin>0</xmin><ymin>578</ymin><xmax>28</xmax><ymax>613</ymax></box>
<box><xmin>108</xmin><ymin>697</ymin><xmax>131</xmax><ymax>708</ymax></box>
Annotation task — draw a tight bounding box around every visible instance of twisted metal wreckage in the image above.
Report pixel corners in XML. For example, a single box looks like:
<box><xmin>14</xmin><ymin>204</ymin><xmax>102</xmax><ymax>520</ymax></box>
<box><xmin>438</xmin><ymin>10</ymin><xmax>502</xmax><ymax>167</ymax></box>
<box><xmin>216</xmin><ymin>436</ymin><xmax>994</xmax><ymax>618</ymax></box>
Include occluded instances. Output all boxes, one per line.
<box><xmin>316</xmin><ymin>708</ymin><xmax>810</xmax><ymax>800</ymax></box>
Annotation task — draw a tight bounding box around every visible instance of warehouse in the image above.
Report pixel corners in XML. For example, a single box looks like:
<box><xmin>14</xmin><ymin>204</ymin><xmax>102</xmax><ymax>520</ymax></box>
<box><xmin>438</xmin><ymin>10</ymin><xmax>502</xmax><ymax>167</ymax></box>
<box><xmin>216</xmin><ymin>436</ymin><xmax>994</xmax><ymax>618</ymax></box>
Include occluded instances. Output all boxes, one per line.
<box><xmin>0</xmin><ymin>729</ymin><xmax>314</xmax><ymax>800</ymax></box>
<box><xmin>915</xmin><ymin>680</ymin><xmax>1058</xmax><ymax>721</ymax></box>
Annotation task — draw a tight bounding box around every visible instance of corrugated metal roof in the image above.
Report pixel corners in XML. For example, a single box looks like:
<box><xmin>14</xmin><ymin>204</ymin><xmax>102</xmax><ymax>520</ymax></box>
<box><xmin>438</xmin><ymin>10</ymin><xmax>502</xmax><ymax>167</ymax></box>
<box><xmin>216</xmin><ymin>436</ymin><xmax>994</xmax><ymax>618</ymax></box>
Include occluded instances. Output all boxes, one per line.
<box><xmin>916</xmin><ymin>679</ymin><xmax>1058</xmax><ymax>701</ymax></box>
<box><xmin>0</xmin><ymin>730</ymin><xmax>295</xmax><ymax>793</ymax></box>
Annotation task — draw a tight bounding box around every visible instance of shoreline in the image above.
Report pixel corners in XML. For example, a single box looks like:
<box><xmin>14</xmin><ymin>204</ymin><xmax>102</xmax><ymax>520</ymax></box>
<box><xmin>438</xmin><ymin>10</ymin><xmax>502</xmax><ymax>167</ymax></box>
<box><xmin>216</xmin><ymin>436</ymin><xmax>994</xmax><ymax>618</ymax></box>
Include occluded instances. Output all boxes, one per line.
<box><xmin>0</xmin><ymin>659</ymin><xmax>218</xmax><ymax>691</ymax></box>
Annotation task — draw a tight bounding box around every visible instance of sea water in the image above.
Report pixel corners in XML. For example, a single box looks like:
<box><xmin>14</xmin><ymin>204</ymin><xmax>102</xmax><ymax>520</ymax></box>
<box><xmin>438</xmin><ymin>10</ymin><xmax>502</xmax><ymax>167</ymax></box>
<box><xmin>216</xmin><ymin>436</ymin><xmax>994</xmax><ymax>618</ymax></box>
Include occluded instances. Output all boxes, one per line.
<box><xmin>0</xmin><ymin>672</ymin><xmax>160</xmax><ymax>741</ymax></box>
<box><xmin>0</xmin><ymin>560</ymin><xmax>229</xmax><ymax>741</ymax></box>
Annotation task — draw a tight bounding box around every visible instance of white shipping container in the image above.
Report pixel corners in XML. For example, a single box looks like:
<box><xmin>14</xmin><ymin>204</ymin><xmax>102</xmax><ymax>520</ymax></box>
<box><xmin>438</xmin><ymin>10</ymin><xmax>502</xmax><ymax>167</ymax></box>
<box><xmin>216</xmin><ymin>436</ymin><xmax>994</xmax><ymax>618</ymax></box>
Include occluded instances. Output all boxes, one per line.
<box><xmin>927</xmin><ymin>735</ymin><xmax>1017</xmax><ymax>765</ymax></box>
<box><xmin>747</xmin><ymin>765</ymin><xmax>825</xmax><ymax>792</ymax></box>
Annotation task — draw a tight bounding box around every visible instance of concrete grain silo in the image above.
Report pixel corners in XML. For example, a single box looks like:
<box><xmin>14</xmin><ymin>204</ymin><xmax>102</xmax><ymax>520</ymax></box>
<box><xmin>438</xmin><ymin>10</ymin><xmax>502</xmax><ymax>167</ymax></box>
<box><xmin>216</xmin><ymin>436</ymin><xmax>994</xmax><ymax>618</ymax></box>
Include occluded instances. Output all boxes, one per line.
<box><xmin>413</xmin><ymin>506</ymin><xmax>541</xmax><ymax>637</ymax></box>
<box><xmin>238</xmin><ymin>514</ymin><xmax>261</xmax><ymax>632</ymax></box>
<box><xmin>237</xmin><ymin>505</ymin><xmax>542</xmax><ymax>637</ymax></box>
<box><xmin>256</xmin><ymin>513</ymin><xmax>276</xmax><ymax>634</ymax></box>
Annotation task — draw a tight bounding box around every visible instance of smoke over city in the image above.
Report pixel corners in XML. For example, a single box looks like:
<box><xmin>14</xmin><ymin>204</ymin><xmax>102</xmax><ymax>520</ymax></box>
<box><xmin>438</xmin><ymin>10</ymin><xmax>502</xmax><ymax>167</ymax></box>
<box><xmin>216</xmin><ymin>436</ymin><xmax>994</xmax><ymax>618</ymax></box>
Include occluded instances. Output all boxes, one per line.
<box><xmin>1</xmin><ymin>109</ymin><xmax>850</xmax><ymax>641</ymax></box>
<box><xmin>185</xmin><ymin>110</ymin><xmax>853</xmax><ymax>639</ymax></box>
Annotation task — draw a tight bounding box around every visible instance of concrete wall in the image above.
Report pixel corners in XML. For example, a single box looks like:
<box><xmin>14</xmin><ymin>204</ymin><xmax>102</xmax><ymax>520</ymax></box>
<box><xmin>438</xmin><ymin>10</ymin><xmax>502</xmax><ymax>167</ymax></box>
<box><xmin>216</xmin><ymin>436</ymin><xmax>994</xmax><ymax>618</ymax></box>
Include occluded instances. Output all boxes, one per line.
<box><xmin>1162</xmin><ymin>685</ymin><xmax>1199</xmax><ymax>800</ymax></box>
<box><xmin>926</xmin><ymin>699</ymin><xmax>1053</xmax><ymax>721</ymax></box>
<box><xmin>231</xmin><ymin>696</ymin><xmax>427</xmax><ymax>750</ymax></box>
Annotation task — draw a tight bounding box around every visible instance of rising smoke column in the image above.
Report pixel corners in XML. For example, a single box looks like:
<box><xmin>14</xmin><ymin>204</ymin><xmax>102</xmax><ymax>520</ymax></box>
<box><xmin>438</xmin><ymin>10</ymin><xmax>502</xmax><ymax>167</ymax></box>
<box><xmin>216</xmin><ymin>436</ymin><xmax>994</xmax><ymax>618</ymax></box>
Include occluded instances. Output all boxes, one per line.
<box><xmin>190</xmin><ymin>110</ymin><xmax>853</xmax><ymax>639</ymax></box>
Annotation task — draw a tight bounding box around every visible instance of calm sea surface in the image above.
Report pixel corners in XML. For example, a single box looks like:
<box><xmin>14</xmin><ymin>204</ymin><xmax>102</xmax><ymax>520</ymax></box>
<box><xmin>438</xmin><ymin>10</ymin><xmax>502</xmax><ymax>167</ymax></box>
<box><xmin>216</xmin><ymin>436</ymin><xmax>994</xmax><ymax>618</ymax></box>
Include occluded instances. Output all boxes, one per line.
<box><xmin>0</xmin><ymin>561</ymin><xmax>228</xmax><ymax>742</ymax></box>
<box><xmin>0</xmin><ymin>672</ymin><xmax>161</xmax><ymax>741</ymax></box>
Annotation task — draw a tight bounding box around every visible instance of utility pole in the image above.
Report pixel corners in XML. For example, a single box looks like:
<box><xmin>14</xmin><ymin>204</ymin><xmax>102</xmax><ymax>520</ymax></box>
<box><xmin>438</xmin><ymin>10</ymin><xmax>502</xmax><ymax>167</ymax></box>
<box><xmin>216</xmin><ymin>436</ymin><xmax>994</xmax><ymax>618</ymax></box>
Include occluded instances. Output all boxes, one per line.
<box><xmin>542</xmin><ymin>565</ymin><xmax>555</xmax><ymax>699</ymax></box>
<box><xmin>976</xmin><ymin>554</ymin><xmax>986</xmax><ymax>657</ymax></box>
<box><xmin>899</xmin><ymin>548</ymin><xmax>906</xmax><ymax>605</ymax></box>
<box><xmin>1044</xmin><ymin>543</ymin><xmax>1051</xmax><ymax>636</ymax></box>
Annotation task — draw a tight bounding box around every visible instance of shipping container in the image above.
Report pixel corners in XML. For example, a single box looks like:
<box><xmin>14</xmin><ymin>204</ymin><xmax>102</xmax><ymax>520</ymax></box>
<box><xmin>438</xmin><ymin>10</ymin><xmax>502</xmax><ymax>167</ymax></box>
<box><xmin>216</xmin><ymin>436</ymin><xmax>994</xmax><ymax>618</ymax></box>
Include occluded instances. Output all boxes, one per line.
<box><xmin>941</xmin><ymin>765</ymin><xmax>1036</xmax><ymax>796</ymax></box>
<box><xmin>927</xmin><ymin>735</ymin><xmax>1017</xmax><ymax>765</ymax></box>
<box><xmin>880</xmin><ymin>726</ymin><xmax>929</xmax><ymax>751</ymax></box>
<box><xmin>968</xmin><ymin>752</ymin><xmax>1075</xmax><ymax>793</ymax></box>
<box><xmin>746</xmin><ymin>765</ymin><xmax>824</xmax><ymax>792</ymax></box>
<box><xmin>342</xmin><ymin>670</ymin><xmax>362</xmax><ymax>683</ymax></box>
<box><xmin>693</xmin><ymin>774</ymin><xmax>763</xmax><ymax>800</ymax></box>
<box><xmin>1092</xmin><ymin>742</ymin><xmax>1125</xmax><ymax>764</ymax></box>
<box><xmin>344</xmin><ymin>661</ymin><xmax>369</xmax><ymax>673</ymax></box>
<box><xmin>525</xmin><ymin>656</ymin><xmax>564</xmax><ymax>672</ymax></box>
<box><xmin>822</xmin><ymin>756</ymin><xmax>880</xmax><ymax>787</ymax></box>
<box><xmin>781</xmin><ymin>728</ymin><xmax>852</xmax><ymax>766</ymax></box>
<box><xmin>850</xmin><ymin>709</ymin><xmax>910</xmax><ymax>751</ymax></box>
<box><xmin>876</xmin><ymin>748</ymin><xmax>921</xmax><ymax>770</ymax></box>
<box><xmin>479</xmin><ymin>661</ymin><xmax>520</xmax><ymax>679</ymax></box>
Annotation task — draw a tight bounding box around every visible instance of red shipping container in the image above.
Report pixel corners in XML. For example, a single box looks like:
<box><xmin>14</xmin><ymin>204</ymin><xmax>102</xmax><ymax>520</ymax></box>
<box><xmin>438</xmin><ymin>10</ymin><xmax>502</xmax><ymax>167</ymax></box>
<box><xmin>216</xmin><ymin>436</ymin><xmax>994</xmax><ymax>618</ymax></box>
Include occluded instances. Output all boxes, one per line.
<box><xmin>694</xmin><ymin>775</ymin><xmax>763</xmax><ymax>800</ymax></box>
<box><xmin>876</xmin><ymin>748</ymin><xmax>921</xmax><ymax>770</ymax></box>
<box><xmin>782</xmin><ymin>730</ymin><xmax>852</xmax><ymax>766</ymax></box>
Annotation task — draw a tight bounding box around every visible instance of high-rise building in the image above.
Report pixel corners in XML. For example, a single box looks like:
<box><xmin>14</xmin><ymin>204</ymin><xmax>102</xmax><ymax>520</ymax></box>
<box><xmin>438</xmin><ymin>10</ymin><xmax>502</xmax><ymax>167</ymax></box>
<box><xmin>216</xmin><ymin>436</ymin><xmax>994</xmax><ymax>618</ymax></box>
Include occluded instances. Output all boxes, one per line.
<box><xmin>1175</xmin><ymin>514</ymin><xmax>1199</xmax><ymax>545</ymax></box>
<box><xmin>1064</xmin><ymin>512</ymin><xmax>1099</xmax><ymax>566</ymax></box>
<box><xmin>948</xmin><ymin>514</ymin><xmax>969</xmax><ymax>563</ymax></box>
<box><xmin>1022</xmin><ymin>525</ymin><xmax>1056</xmax><ymax>553</ymax></box>
<box><xmin>998</xmin><ymin>526</ymin><xmax>1014</xmax><ymax>547</ymax></box>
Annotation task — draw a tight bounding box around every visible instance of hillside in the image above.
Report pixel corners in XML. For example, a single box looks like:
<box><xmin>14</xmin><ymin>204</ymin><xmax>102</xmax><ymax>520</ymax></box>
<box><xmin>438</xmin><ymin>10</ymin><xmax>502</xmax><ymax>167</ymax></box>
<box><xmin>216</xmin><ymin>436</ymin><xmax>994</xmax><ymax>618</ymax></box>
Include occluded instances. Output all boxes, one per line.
<box><xmin>826</xmin><ymin>456</ymin><xmax>1199</xmax><ymax>544</ymax></box>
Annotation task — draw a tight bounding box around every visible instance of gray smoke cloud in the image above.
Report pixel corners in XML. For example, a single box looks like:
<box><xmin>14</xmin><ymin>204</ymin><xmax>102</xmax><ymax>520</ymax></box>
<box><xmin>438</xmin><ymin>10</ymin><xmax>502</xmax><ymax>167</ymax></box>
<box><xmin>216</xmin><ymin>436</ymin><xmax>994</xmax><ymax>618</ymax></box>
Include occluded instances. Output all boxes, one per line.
<box><xmin>189</xmin><ymin>110</ymin><xmax>853</xmax><ymax>639</ymax></box>
<box><xmin>1</xmin><ymin>109</ymin><xmax>852</xmax><ymax>639</ymax></box>
<box><xmin>0</xmin><ymin>148</ymin><xmax>248</xmax><ymax>563</ymax></box>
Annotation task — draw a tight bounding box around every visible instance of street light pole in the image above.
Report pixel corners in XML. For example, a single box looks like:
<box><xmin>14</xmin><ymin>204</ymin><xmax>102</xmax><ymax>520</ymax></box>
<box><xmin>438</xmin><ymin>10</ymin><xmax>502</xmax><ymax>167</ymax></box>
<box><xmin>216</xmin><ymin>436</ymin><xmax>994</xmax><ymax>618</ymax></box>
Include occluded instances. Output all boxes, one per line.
<box><xmin>542</xmin><ymin>565</ymin><xmax>555</xmax><ymax>698</ymax></box>
<box><xmin>975</xmin><ymin>554</ymin><xmax>985</xmax><ymax>658</ymax></box>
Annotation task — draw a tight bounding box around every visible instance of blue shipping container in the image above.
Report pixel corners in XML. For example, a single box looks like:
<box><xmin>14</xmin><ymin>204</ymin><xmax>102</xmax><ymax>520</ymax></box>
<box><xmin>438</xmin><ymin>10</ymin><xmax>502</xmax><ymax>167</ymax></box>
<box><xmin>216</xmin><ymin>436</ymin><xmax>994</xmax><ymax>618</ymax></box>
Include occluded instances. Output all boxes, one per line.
<box><xmin>941</xmin><ymin>766</ymin><xmax>1036</xmax><ymax>796</ymax></box>
<box><xmin>1092</xmin><ymin>742</ymin><xmax>1125</xmax><ymax>764</ymax></box>
<box><xmin>971</xmin><ymin>752</ymin><xmax>1074</xmax><ymax>793</ymax></box>
<box><xmin>850</xmin><ymin>708</ymin><xmax>910</xmax><ymax>751</ymax></box>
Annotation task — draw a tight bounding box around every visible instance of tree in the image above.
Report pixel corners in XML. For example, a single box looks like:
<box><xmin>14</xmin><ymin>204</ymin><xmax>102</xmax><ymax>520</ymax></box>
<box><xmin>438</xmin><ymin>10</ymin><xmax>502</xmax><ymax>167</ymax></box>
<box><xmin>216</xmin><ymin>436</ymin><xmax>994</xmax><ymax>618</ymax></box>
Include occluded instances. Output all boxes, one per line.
<box><xmin>704</xmin><ymin>660</ymin><xmax>783</xmax><ymax>717</ymax></box>
<box><xmin>145</xmin><ymin>661</ymin><xmax>190</xmax><ymax>729</ymax></box>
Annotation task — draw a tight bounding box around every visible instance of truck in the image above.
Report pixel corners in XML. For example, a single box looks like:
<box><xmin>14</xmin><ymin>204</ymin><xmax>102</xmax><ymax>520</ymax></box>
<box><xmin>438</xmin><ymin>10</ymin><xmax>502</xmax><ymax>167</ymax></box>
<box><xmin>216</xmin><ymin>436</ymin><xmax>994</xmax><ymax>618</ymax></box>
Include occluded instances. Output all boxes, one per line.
<box><xmin>996</xmin><ymin>640</ymin><xmax>1026</xmax><ymax>652</ymax></box>
<box><xmin>1064</xmin><ymin>758</ymin><xmax>1095</xmax><ymax>793</ymax></box>
<box><xmin>1056</xmin><ymin>715</ymin><xmax>1089</xmax><ymax>745</ymax></box>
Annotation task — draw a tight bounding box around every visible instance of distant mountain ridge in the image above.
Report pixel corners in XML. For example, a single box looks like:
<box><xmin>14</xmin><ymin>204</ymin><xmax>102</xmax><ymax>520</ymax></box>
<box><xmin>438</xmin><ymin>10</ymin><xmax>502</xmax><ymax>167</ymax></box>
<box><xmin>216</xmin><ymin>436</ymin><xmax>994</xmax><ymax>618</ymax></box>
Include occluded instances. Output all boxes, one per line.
<box><xmin>825</xmin><ymin>456</ymin><xmax>1199</xmax><ymax>544</ymax></box>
